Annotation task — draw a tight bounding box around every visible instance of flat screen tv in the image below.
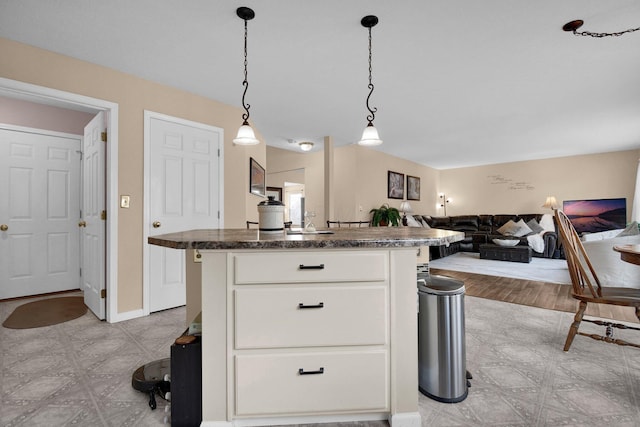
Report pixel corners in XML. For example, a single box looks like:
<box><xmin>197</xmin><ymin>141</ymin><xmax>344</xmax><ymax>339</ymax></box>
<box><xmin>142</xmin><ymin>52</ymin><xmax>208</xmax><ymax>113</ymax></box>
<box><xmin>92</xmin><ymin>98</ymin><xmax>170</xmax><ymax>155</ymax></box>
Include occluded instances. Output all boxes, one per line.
<box><xmin>562</xmin><ymin>198</ymin><xmax>627</xmax><ymax>234</ymax></box>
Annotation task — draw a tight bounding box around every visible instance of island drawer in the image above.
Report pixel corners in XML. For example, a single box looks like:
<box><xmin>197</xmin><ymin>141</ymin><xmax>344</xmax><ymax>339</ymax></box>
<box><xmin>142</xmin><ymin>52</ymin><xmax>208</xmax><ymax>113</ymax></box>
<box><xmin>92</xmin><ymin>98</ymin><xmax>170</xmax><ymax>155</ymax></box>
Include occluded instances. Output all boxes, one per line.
<box><xmin>235</xmin><ymin>350</ymin><xmax>388</xmax><ymax>416</ymax></box>
<box><xmin>234</xmin><ymin>285</ymin><xmax>387</xmax><ymax>349</ymax></box>
<box><xmin>233</xmin><ymin>251</ymin><xmax>387</xmax><ymax>284</ymax></box>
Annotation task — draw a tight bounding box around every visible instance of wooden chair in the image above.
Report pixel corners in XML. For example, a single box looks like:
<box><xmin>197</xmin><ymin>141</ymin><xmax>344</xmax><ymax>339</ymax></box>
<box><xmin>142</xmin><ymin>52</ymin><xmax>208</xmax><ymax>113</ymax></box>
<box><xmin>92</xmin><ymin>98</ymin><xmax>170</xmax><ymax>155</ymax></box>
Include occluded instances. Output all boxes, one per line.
<box><xmin>555</xmin><ymin>209</ymin><xmax>640</xmax><ymax>351</ymax></box>
<box><xmin>326</xmin><ymin>220</ymin><xmax>369</xmax><ymax>228</ymax></box>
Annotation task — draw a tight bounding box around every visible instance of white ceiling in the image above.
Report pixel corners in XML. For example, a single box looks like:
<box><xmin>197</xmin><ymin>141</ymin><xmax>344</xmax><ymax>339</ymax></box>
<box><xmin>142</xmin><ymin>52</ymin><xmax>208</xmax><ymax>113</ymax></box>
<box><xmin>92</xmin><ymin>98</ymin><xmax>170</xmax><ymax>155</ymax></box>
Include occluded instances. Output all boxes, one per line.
<box><xmin>2</xmin><ymin>0</ymin><xmax>639</xmax><ymax>169</ymax></box>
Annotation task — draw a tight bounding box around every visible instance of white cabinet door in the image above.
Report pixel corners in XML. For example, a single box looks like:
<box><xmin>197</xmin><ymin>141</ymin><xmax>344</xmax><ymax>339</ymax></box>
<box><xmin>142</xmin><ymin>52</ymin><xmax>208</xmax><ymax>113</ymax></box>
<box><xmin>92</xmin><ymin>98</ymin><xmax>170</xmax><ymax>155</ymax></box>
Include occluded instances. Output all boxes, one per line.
<box><xmin>0</xmin><ymin>127</ymin><xmax>80</xmax><ymax>299</ymax></box>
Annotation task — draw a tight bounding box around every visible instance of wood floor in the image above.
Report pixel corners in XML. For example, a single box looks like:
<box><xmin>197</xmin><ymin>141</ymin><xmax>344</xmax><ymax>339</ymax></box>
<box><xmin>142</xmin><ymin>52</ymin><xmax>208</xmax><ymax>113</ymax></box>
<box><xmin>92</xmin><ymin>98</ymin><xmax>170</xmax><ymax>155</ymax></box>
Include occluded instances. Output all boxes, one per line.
<box><xmin>430</xmin><ymin>268</ymin><xmax>639</xmax><ymax>324</ymax></box>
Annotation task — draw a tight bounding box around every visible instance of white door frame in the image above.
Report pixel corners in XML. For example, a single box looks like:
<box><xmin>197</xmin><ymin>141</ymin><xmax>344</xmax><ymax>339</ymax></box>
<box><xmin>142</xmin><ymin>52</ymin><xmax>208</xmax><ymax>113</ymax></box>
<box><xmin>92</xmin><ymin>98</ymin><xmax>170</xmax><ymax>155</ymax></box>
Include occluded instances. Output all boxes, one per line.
<box><xmin>142</xmin><ymin>110</ymin><xmax>224</xmax><ymax>316</ymax></box>
<box><xmin>0</xmin><ymin>77</ymin><xmax>121</xmax><ymax>323</ymax></box>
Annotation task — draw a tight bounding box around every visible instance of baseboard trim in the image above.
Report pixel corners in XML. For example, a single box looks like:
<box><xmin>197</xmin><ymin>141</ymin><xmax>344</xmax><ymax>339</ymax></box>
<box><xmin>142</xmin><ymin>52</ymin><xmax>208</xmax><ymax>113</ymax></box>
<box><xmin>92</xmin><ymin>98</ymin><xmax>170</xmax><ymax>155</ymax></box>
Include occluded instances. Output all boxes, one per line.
<box><xmin>225</xmin><ymin>413</ymin><xmax>388</xmax><ymax>427</ymax></box>
<box><xmin>390</xmin><ymin>412</ymin><xmax>421</xmax><ymax>427</ymax></box>
<box><xmin>109</xmin><ymin>308</ymin><xmax>145</xmax><ymax>323</ymax></box>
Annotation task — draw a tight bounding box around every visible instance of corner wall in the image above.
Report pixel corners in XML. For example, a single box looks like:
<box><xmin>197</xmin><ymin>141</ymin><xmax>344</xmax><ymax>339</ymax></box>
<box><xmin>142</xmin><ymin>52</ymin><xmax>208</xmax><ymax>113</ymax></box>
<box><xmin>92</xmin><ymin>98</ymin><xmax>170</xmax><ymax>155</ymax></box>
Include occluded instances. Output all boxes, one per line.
<box><xmin>0</xmin><ymin>37</ymin><xmax>265</xmax><ymax>314</ymax></box>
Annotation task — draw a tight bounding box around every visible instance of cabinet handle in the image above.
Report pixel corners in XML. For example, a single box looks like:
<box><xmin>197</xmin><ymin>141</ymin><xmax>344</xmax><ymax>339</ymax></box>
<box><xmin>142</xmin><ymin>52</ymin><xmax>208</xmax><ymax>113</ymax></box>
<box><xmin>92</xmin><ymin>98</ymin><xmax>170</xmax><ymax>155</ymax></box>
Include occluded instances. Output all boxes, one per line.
<box><xmin>298</xmin><ymin>367</ymin><xmax>324</xmax><ymax>375</ymax></box>
<box><xmin>298</xmin><ymin>302</ymin><xmax>324</xmax><ymax>309</ymax></box>
<box><xmin>298</xmin><ymin>264</ymin><xmax>324</xmax><ymax>270</ymax></box>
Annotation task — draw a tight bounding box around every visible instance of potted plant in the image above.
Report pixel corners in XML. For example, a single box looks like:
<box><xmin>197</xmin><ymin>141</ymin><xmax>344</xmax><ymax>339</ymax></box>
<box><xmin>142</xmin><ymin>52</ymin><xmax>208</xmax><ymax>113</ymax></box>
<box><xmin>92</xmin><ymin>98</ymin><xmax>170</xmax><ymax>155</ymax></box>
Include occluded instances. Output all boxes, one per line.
<box><xmin>369</xmin><ymin>204</ymin><xmax>401</xmax><ymax>227</ymax></box>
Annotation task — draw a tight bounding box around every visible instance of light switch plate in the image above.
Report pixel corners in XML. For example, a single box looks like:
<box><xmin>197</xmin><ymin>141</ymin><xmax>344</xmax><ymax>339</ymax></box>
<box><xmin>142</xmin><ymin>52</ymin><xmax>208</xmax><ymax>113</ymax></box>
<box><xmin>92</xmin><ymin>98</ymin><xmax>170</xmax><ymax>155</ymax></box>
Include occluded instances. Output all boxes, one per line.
<box><xmin>120</xmin><ymin>195</ymin><xmax>130</xmax><ymax>208</ymax></box>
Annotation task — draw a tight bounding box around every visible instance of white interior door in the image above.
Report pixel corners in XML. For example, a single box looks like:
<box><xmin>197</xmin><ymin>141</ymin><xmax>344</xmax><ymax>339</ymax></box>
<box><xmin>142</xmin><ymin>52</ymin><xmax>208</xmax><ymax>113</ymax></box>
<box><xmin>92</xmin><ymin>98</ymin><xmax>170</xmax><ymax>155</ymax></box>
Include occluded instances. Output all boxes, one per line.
<box><xmin>148</xmin><ymin>114</ymin><xmax>222</xmax><ymax>312</ymax></box>
<box><xmin>81</xmin><ymin>112</ymin><xmax>106</xmax><ymax>319</ymax></box>
<box><xmin>0</xmin><ymin>126</ymin><xmax>81</xmax><ymax>299</ymax></box>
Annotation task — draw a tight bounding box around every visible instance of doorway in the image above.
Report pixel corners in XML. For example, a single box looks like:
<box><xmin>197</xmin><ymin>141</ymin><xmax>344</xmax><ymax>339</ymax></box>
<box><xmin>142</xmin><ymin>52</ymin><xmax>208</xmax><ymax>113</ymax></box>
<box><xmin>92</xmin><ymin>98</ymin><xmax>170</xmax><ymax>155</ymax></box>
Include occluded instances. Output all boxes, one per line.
<box><xmin>0</xmin><ymin>78</ymin><xmax>119</xmax><ymax>322</ymax></box>
<box><xmin>0</xmin><ymin>125</ymin><xmax>81</xmax><ymax>299</ymax></box>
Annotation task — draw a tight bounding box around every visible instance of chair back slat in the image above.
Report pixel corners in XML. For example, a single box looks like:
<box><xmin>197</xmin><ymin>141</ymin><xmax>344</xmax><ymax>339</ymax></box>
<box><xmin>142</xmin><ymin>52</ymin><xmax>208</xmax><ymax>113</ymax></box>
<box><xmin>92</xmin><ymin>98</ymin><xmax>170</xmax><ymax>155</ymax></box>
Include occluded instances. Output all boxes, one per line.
<box><xmin>555</xmin><ymin>210</ymin><xmax>602</xmax><ymax>298</ymax></box>
<box><xmin>326</xmin><ymin>220</ymin><xmax>369</xmax><ymax>228</ymax></box>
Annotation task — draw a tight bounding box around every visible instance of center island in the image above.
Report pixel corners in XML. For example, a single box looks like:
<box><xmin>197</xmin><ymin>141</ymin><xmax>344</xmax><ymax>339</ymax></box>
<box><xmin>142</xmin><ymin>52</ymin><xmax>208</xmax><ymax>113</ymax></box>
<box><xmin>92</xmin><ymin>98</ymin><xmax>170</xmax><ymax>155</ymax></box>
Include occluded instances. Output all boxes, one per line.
<box><xmin>149</xmin><ymin>227</ymin><xmax>464</xmax><ymax>427</ymax></box>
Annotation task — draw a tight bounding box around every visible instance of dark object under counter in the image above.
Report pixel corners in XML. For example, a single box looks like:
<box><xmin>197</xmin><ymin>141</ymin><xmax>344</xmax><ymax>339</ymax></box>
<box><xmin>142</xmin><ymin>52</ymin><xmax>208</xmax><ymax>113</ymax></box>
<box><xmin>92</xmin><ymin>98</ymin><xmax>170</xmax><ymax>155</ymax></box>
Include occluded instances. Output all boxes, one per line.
<box><xmin>171</xmin><ymin>334</ymin><xmax>202</xmax><ymax>427</ymax></box>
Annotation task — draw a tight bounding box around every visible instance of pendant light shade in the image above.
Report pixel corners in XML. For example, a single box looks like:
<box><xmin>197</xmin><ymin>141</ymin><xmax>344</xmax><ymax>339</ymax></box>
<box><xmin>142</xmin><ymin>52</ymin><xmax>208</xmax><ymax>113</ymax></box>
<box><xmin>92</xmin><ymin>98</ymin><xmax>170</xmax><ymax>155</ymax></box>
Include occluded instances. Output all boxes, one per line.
<box><xmin>234</xmin><ymin>122</ymin><xmax>259</xmax><ymax>145</ymax></box>
<box><xmin>357</xmin><ymin>15</ymin><xmax>383</xmax><ymax>146</ymax></box>
<box><xmin>233</xmin><ymin>7</ymin><xmax>260</xmax><ymax>146</ymax></box>
<box><xmin>359</xmin><ymin>123</ymin><xmax>382</xmax><ymax>146</ymax></box>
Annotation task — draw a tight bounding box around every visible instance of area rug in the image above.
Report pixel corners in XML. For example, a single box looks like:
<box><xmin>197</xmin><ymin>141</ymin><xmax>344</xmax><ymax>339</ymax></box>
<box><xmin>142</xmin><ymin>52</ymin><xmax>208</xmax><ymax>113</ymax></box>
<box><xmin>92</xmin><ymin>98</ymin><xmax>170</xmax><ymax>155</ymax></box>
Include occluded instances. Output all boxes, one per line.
<box><xmin>428</xmin><ymin>252</ymin><xmax>571</xmax><ymax>284</ymax></box>
<box><xmin>2</xmin><ymin>296</ymin><xmax>87</xmax><ymax>329</ymax></box>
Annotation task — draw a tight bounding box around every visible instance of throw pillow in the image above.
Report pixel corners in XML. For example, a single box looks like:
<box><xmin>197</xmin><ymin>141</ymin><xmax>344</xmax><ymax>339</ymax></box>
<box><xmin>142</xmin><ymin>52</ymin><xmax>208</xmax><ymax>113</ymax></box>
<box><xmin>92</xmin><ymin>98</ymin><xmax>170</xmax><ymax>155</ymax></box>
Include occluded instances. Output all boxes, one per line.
<box><xmin>419</xmin><ymin>216</ymin><xmax>431</xmax><ymax>229</ymax></box>
<box><xmin>539</xmin><ymin>213</ymin><xmax>555</xmax><ymax>233</ymax></box>
<box><xmin>405</xmin><ymin>215</ymin><xmax>422</xmax><ymax>227</ymax></box>
<box><xmin>526</xmin><ymin>218</ymin><xmax>544</xmax><ymax>234</ymax></box>
<box><xmin>617</xmin><ymin>221</ymin><xmax>639</xmax><ymax>237</ymax></box>
<box><xmin>497</xmin><ymin>220</ymin><xmax>519</xmax><ymax>236</ymax></box>
<box><xmin>512</xmin><ymin>219</ymin><xmax>533</xmax><ymax>237</ymax></box>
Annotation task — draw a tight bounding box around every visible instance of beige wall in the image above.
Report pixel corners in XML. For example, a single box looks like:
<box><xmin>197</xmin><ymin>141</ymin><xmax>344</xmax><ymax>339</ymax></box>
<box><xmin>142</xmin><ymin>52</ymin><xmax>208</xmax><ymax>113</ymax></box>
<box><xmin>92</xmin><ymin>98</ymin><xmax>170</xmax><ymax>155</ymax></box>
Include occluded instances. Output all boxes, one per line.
<box><xmin>333</xmin><ymin>145</ymin><xmax>441</xmax><ymax>222</ymax></box>
<box><xmin>0</xmin><ymin>37</ymin><xmax>265</xmax><ymax>314</ymax></box>
<box><xmin>271</xmin><ymin>144</ymin><xmax>640</xmax><ymax>226</ymax></box>
<box><xmin>440</xmin><ymin>150</ymin><xmax>640</xmax><ymax>219</ymax></box>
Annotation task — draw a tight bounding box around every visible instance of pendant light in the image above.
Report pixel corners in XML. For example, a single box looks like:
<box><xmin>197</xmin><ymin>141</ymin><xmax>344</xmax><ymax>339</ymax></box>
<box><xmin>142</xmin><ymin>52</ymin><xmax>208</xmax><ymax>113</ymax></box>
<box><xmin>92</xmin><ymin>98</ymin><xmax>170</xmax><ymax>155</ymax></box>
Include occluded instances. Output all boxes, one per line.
<box><xmin>357</xmin><ymin>15</ymin><xmax>382</xmax><ymax>146</ymax></box>
<box><xmin>233</xmin><ymin>7</ymin><xmax>260</xmax><ymax>145</ymax></box>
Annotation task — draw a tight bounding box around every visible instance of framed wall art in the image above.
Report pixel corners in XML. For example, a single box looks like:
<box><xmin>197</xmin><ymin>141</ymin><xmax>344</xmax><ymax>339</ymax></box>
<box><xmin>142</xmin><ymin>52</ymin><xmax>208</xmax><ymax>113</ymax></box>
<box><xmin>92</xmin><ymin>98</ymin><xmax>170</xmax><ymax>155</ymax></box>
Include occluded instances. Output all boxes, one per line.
<box><xmin>387</xmin><ymin>170</ymin><xmax>404</xmax><ymax>199</ymax></box>
<box><xmin>407</xmin><ymin>175</ymin><xmax>421</xmax><ymax>201</ymax></box>
<box><xmin>249</xmin><ymin>157</ymin><xmax>266</xmax><ymax>197</ymax></box>
<box><xmin>266</xmin><ymin>186</ymin><xmax>283</xmax><ymax>201</ymax></box>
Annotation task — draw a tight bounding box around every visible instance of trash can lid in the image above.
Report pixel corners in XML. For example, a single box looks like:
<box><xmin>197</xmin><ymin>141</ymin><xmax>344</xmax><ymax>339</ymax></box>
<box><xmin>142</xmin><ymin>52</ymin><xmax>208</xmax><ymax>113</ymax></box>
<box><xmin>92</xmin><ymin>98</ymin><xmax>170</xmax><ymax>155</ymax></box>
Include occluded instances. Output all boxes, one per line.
<box><xmin>418</xmin><ymin>274</ymin><xmax>465</xmax><ymax>295</ymax></box>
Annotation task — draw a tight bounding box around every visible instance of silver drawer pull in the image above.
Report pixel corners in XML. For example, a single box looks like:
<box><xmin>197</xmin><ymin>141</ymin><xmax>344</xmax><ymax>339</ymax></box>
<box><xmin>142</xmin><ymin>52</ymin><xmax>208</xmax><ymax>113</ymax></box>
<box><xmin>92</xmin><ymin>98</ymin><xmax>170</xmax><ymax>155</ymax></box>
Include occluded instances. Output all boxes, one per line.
<box><xmin>299</xmin><ymin>264</ymin><xmax>325</xmax><ymax>270</ymax></box>
<box><xmin>298</xmin><ymin>367</ymin><xmax>324</xmax><ymax>375</ymax></box>
<box><xmin>298</xmin><ymin>302</ymin><xmax>324</xmax><ymax>309</ymax></box>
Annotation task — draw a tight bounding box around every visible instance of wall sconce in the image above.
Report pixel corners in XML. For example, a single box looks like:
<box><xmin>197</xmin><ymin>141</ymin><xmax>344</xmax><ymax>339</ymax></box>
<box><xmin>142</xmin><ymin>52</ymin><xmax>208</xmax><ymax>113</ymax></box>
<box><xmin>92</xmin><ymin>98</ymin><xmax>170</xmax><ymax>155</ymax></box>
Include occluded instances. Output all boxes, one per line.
<box><xmin>437</xmin><ymin>193</ymin><xmax>451</xmax><ymax>216</ymax></box>
<box><xmin>542</xmin><ymin>196</ymin><xmax>559</xmax><ymax>210</ymax></box>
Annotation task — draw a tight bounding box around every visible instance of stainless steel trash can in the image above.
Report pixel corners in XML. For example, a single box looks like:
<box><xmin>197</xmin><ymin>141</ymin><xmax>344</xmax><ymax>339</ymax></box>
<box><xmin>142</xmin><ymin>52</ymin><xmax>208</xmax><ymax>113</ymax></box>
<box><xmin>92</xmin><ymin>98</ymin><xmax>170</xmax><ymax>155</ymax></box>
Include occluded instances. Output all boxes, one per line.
<box><xmin>418</xmin><ymin>274</ymin><xmax>467</xmax><ymax>403</ymax></box>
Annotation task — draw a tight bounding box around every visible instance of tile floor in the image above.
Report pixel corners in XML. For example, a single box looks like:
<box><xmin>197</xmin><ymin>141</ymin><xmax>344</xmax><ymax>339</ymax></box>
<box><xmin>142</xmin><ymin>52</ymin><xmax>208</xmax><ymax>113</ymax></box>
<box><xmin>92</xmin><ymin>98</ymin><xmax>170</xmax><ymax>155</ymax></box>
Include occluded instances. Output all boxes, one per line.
<box><xmin>2</xmin><ymin>293</ymin><xmax>640</xmax><ymax>426</ymax></box>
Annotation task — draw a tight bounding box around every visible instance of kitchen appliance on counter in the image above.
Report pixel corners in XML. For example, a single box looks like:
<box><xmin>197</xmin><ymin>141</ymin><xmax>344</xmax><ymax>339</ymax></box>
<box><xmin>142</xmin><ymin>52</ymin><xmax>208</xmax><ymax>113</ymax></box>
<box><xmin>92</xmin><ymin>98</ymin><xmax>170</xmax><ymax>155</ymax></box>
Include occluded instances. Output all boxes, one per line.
<box><xmin>257</xmin><ymin>196</ymin><xmax>285</xmax><ymax>234</ymax></box>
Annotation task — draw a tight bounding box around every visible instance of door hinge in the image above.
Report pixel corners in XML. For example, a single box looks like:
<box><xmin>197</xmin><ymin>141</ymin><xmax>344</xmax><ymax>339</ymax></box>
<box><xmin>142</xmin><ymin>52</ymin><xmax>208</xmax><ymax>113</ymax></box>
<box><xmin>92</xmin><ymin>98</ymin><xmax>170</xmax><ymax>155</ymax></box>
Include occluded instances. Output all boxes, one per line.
<box><xmin>218</xmin><ymin>211</ymin><xmax>220</xmax><ymax>219</ymax></box>
<box><xmin>101</xmin><ymin>210</ymin><xmax>107</xmax><ymax>220</ymax></box>
<box><xmin>218</xmin><ymin>148</ymin><xmax>220</xmax><ymax>157</ymax></box>
<box><xmin>101</xmin><ymin>131</ymin><xmax>107</xmax><ymax>142</ymax></box>
<box><xmin>101</xmin><ymin>289</ymin><xmax>106</xmax><ymax>299</ymax></box>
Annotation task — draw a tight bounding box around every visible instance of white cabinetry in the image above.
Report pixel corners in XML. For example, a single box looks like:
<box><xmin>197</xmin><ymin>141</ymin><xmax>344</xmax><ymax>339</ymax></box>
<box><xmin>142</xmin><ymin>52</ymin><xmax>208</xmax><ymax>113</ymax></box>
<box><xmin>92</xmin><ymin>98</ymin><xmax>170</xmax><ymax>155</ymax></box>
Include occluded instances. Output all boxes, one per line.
<box><xmin>196</xmin><ymin>246</ymin><xmax>420</xmax><ymax>427</ymax></box>
<box><xmin>232</xmin><ymin>250</ymin><xmax>389</xmax><ymax>418</ymax></box>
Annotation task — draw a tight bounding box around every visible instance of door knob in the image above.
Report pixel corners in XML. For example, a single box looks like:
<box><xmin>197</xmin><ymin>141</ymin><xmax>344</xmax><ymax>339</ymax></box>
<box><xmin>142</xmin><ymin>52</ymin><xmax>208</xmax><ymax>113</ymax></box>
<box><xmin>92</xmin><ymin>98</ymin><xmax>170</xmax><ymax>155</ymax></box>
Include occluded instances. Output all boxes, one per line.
<box><xmin>78</xmin><ymin>221</ymin><xmax>87</xmax><ymax>227</ymax></box>
<box><xmin>0</xmin><ymin>224</ymin><xmax>7</xmax><ymax>231</ymax></box>
<box><xmin>153</xmin><ymin>221</ymin><xmax>161</xmax><ymax>228</ymax></box>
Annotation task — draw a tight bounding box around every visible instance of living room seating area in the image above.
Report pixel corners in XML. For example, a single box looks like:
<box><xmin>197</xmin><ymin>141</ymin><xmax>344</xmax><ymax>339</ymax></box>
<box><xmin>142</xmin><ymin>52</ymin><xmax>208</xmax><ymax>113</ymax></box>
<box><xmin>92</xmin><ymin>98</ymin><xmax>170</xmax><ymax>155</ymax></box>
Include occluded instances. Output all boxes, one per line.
<box><xmin>406</xmin><ymin>213</ymin><xmax>558</xmax><ymax>259</ymax></box>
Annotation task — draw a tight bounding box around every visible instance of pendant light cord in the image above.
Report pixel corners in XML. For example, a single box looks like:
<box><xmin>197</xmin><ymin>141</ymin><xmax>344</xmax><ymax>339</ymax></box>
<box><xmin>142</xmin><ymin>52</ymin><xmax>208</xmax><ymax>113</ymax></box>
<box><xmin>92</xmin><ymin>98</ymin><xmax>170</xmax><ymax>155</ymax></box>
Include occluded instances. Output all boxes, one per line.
<box><xmin>365</xmin><ymin>26</ymin><xmax>377</xmax><ymax>125</ymax></box>
<box><xmin>573</xmin><ymin>26</ymin><xmax>640</xmax><ymax>38</ymax></box>
<box><xmin>240</xmin><ymin>18</ymin><xmax>251</xmax><ymax>123</ymax></box>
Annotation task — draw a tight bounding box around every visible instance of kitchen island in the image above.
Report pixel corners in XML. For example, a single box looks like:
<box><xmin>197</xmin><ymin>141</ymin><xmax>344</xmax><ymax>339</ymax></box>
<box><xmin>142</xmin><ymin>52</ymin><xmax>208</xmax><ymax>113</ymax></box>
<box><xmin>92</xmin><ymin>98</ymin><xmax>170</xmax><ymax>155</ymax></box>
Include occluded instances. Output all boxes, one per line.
<box><xmin>149</xmin><ymin>227</ymin><xmax>464</xmax><ymax>427</ymax></box>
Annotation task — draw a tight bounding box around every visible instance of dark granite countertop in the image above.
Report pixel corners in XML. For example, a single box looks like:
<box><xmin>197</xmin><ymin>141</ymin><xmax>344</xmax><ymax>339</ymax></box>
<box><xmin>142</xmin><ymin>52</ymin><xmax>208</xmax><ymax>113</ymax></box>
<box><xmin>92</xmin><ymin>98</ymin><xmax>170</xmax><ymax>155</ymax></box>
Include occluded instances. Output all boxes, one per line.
<box><xmin>148</xmin><ymin>227</ymin><xmax>465</xmax><ymax>250</ymax></box>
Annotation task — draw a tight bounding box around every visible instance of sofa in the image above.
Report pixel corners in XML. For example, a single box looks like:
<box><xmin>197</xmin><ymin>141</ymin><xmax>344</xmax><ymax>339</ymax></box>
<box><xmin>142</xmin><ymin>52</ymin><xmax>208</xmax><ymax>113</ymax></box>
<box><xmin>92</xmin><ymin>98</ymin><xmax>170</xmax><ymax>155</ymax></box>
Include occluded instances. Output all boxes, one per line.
<box><xmin>408</xmin><ymin>213</ymin><xmax>559</xmax><ymax>259</ymax></box>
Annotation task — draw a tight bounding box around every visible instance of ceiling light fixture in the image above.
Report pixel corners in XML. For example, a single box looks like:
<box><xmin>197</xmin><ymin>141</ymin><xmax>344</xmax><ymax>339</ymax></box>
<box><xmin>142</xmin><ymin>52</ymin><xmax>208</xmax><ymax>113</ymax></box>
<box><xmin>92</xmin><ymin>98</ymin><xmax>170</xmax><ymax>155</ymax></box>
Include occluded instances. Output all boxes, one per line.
<box><xmin>233</xmin><ymin>7</ymin><xmax>260</xmax><ymax>145</ymax></box>
<box><xmin>562</xmin><ymin>19</ymin><xmax>640</xmax><ymax>37</ymax></box>
<box><xmin>357</xmin><ymin>15</ymin><xmax>383</xmax><ymax>147</ymax></box>
<box><xmin>298</xmin><ymin>141</ymin><xmax>314</xmax><ymax>152</ymax></box>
